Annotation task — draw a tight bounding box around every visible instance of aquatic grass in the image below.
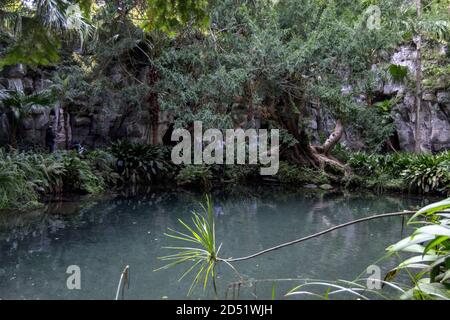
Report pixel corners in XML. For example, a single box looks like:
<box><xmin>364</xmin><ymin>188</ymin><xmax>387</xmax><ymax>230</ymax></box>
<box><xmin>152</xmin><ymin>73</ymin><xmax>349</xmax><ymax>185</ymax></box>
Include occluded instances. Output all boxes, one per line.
<box><xmin>223</xmin><ymin>276</ymin><xmax>408</xmax><ymax>300</ymax></box>
<box><xmin>284</xmin><ymin>277</ymin><xmax>410</xmax><ymax>300</ymax></box>
<box><xmin>287</xmin><ymin>281</ymin><xmax>375</xmax><ymax>300</ymax></box>
<box><xmin>155</xmin><ymin>194</ymin><xmax>221</xmax><ymax>295</ymax></box>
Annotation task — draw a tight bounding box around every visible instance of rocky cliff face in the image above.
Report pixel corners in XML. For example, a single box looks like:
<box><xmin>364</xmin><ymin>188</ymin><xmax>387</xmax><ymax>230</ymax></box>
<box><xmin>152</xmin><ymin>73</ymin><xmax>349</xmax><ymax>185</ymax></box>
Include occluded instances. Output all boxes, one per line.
<box><xmin>387</xmin><ymin>46</ymin><xmax>450</xmax><ymax>152</ymax></box>
<box><xmin>0</xmin><ymin>64</ymin><xmax>53</xmax><ymax>147</ymax></box>
<box><xmin>307</xmin><ymin>45</ymin><xmax>450</xmax><ymax>153</ymax></box>
<box><xmin>0</xmin><ymin>64</ymin><xmax>171</xmax><ymax>149</ymax></box>
<box><xmin>0</xmin><ymin>45</ymin><xmax>449</xmax><ymax>152</ymax></box>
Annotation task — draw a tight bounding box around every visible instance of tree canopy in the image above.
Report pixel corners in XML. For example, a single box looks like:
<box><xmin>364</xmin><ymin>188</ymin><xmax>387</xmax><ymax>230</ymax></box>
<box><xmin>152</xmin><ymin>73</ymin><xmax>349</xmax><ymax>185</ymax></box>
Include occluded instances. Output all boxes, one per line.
<box><xmin>1</xmin><ymin>0</ymin><xmax>449</xmax><ymax>166</ymax></box>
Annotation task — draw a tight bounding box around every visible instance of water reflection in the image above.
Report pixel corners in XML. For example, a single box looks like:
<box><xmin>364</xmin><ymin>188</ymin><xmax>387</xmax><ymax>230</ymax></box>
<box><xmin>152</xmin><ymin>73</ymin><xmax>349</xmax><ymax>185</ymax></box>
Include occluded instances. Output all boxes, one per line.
<box><xmin>0</xmin><ymin>187</ymin><xmax>436</xmax><ymax>299</ymax></box>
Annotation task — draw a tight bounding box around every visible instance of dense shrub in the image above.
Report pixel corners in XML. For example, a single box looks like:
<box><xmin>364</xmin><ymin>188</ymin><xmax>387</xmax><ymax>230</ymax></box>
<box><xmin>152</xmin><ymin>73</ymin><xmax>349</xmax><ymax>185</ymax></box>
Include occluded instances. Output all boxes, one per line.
<box><xmin>402</xmin><ymin>153</ymin><xmax>450</xmax><ymax>194</ymax></box>
<box><xmin>176</xmin><ymin>165</ymin><xmax>213</xmax><ymax>188</ymax></box>
<box><xmin>1</xmin><ymin>145</ymin><xmax>448</xmax><ymax>209</ymax></box>
<box><xmin>277</xmin><ymin>162</ymin><xmax>329</xmax><ymax>185</ymax></box>
<box><xmin>0</xmin><ymin>149</ymin><xmax>112</xmax><ymax>209</ymax></box>
<box><xmin>222</xmin><ymin>164</ymin><xmax>261</xmax><ymax>182</ymax></box>
<box><xmin>347</xmin><ymin>151</ymin><xmax>450</xmax><ymax>194</ymax></box>
<box><xmin>0</xmin><ymin>150</ymin><xmax>40</xmax><ymax>209</ymax></box>
<box><xmin>85</xmin><ymin>150</ymin><xmax>120</xmax><ymax>186</ymax></box>
<box><xmin>111</xmin><ymin>140</ymin><xmax>172</xmax><ymax>184</ymax></box>
<box><xmin>61</xmin><ymin>152</ymin><xmax>104</xmax><ymax>194</ymax></box>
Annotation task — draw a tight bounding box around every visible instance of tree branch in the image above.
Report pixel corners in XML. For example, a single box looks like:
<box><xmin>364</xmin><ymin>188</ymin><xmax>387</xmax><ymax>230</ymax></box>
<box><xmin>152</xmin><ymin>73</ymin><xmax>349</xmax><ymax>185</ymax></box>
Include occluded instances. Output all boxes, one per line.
<box><xmin>219</xmin><ymin>210</ymin><xmax>416</xmax><ymax>263</ymax></box>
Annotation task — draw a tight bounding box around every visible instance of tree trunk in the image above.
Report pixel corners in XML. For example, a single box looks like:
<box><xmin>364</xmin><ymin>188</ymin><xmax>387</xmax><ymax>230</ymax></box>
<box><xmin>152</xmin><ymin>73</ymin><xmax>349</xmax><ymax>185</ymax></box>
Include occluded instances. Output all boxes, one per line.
<box><xmin>414</xmin><ymin>0</ymin><xmax>422</xmax><ymax>154</ymax></box>
<box><xmin>63</xmin><ymin>105</ymin><xmax>70</xmax><ymax>150</ymax></box>
<box><xmin>320</xmin><ymin>119</ymin><xmax>343</xmax><ymax>155</ymax></box>
<box><xmin>284</xmin><ymin>115</ymin><xmax>347</xmax><ymax>177</ymax></box>
<box><xmin>268</xmin><ymin>96</ymin><xmax>348</xmax><ymax>177</ymax></box>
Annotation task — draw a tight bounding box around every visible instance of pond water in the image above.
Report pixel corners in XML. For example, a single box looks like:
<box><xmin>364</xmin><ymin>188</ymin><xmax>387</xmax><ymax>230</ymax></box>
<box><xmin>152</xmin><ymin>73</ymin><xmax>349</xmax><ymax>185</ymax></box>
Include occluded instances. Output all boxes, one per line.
<box><xmin>0</xmin><ymin>187</ymin><xmax>432</xmax><ymax>300</ymax></box>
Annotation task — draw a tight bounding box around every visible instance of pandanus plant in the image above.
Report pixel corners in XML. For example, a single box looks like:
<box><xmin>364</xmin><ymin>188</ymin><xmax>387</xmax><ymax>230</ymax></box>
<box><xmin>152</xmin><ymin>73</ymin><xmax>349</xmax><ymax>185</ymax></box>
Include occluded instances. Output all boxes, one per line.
<box><xmin>155</xmin><ymin>194</ymin><xmax>221</xmax><ymax>295</ymax></box>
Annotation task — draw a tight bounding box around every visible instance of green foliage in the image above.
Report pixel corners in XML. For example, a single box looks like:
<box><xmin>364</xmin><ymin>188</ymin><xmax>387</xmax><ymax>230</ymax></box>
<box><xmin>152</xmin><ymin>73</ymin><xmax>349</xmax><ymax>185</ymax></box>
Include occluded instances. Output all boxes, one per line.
<box><xmin>0</xmin><ymin>150</ymin><xmax>66</xmax><ymax>209</ymax></box>
<box><xmin>143</xmin><ymin>0</ymin><xmax>210</xmax><ymax>35</ymax></box>
<box><xmin>111</xmin><ymin>140</ymin><xmax>171</xmax><ymax>184</ymax></box>
<box><xmin>0</xmin><ymin>22</ymin><xmax>61</xmax><ymax>67</ymax></box>
<box><xmin>330</xmin><ymin>143</ymin><xmax>351</xmax><ymax>163</ymax></box>
<box><xmin>388</xmin><ymin>64</ymin><xmax>408</xmax><ymax>83</ymax></box>
<box><xmin>373</xmin><ymin>96</ymin><xmax>401</xmax><ymax>114</ymax></box>
<box><xmin>222</xmin><ymin>164</ymin><xmax>260</xmax><ymax>182</ymax></box>
<box><xmin>0</xmin><ymin>88</ymin><xmax>54</xmax><ymax>147</ymax></box>
<box><xmin>277</xmin><ymin>162</ymin><xmax>329</xmax><ymax>185</ymax></box>
<box><xmin>76</xmin><ymin>0</ymin><xmax>93</xmax><ymax>18</ymax></box>
<box><xmin>156</xmin><ymin>194</ymin><xmax>218</xmax><ymax>295</ymax></box>
<box><xmin>346</xmin><ymin>151</ymin><xmax>450</xmax><ymax>194</ymax></box>
<box><xmin>0</xmin><ymin>149</ymin><xmax>116</xmax><ymax>209</ymax></box>
<box><xmin>347</xmin><ymin>103</ymin><xmax>395</xmax><ymax>152</ymax></box>
<box><xmin>0</xmin><ymin>0</ymin><xmax>93</xmax><ymax>68</ymax></box>
<box><xmin>50</xmin><ymin>66</ymin><xmax>91</xmax><ymax>103</ymax></box>
<box><xmin>61</xmin><ymin>151</ymin><xmax>104</xmax><ymax>194</ymax></box>
<box><xmin>0</xmin><ymin>89</ymin><xmax>53</xmax><ymax>121</ymax></box>
<box><xmin>386</xmin><ymin>198</ymin><xmax>450</xmax><ymax>300</ymax></box>
<box><xmin>419</xmin><ymin>1</ymin><xmax>450</xmax><ymax>42</ymax></box>
<box><xmin>176</xmin><ymin>165</ymin><xmax>213</xmax><ymax>188</ymax></box>
<box><xmin>402</xmin><ymin>152</ymin><xmax>450</xmax><ymax>194</ymax></box>
<box><xmin>153</xmin><ymin>0</ymin><xmax>401</xmax><ymax>150</ymax></box>
<box><xmin>84</xmin><ymin>149</ymin><xmax>120</xmax><ymax>186</ymax></box>
<box><xmin>0</xmin><ymin>150</ymin><xmax>41</xmax><ymax>209</ymax></box>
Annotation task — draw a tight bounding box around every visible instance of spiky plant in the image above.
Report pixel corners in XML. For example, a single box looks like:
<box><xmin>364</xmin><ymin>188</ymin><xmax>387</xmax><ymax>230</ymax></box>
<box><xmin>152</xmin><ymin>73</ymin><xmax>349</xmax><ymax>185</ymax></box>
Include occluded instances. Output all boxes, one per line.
<box><xmin>156</xmin><ymin>194</ymin><xmax>221</xmax><ymax>295</ymax></box>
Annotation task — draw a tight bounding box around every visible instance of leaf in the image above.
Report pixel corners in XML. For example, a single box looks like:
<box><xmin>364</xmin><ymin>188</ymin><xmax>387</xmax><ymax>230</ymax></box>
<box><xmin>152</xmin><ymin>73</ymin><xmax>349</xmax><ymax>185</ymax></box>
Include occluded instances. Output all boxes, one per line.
<box><xmin>412</xmin><ymin>283</ymin><xmax>450</xmax><ymax>300</ymax></box>
<box><xmin>397</xmin><ymin>255</ymin><xmax>439</xmax><ymax>269</ymax></box>
<box><xmin>388</xmin><ymin>64</ymin><xmax>408</xmax><ymax>82</ymax></box>
<box><xmin>388</xmin><ymin>233</ymin><xmax>436</xmax><ymax>252</ymax></box>
<box><xmin>384</xmin><ymin>268</ymin><xmax>400</xmax><ymax>283</ymax></box>
<box><xmin>424</xmin><ymin>236</ymin><xmax>449</xmax><ymax>256</ymax></box>
<box><xmin>0</xmin><ymin>18</ymin><xmax>61</xmax><ymax>68</ymax></box>
<box><xmin>401</xmin><ymin>244</ymin><xmax>431</xmax><ymax>254</ymax></box>
<box><xmin>440</xmin><ymin>270</ymin><xmax>450</xmax><ymax>283</ymax></box>
<box><xmin>271</xmin><ymin>283</ymin><xmax>276</xmax><ymax>300</ymax></box>
<box><xmin>410</xmin><ymin>198</ymin><xmax>450</xmax><ymax>221</ymax></box>
<box><xmin>416</xmin><ymin>225</ymin><xmax>450</xmax><ymax>238</ymax></box>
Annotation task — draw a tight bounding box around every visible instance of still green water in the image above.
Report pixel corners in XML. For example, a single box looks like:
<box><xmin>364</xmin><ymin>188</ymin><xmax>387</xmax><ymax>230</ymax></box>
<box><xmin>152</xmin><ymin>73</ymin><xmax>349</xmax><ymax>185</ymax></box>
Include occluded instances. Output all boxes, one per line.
<box><xmin>0</xmin><ymin>187</ymin><xmax>430</xmax><ymax>299</ymax></box>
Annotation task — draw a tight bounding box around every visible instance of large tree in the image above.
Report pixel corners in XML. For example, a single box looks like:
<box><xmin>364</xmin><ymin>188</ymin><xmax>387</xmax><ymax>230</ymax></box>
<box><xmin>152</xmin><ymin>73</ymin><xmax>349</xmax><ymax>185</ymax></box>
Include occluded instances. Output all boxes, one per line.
<box><xmin>153</xmin><ymin>0</ymin><xmax>407</xmax><ymax>175</ymax></box>
<box><xmin>0</xmin><ymin>0</ymin><xmax>93</xmax><ymax>68</ymax></box>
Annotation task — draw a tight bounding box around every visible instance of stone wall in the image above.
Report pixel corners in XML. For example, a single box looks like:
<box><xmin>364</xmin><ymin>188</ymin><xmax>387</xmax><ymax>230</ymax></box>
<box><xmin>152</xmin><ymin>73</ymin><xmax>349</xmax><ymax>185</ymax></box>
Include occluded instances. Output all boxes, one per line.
<box><xmin>307</xmin><ymin>45</ymin><xmax>450</xmax><ymax>152</ymax></box>
<box><xmin>387</xmin><ymin>45</ymin><xmax>450</xmax><ymax>152</ymax></box>
<box><xmin>1</xmin><ymin>45</ymin><xmax>449</xmax><ymax>152</ymax></box>
<box><xmin>0</xmin><ymin>64</ymin><xmax>171</xmax><ymax>149</ymax></box>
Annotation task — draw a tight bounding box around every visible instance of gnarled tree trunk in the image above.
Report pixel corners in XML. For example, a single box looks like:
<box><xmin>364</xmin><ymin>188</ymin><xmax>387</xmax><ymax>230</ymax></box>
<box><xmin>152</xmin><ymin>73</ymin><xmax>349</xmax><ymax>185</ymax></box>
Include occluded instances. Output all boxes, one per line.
<box><xmin>317</xmin><ymin>119</ymin><xmax>343</xmax><ymax>155</ymax></box>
